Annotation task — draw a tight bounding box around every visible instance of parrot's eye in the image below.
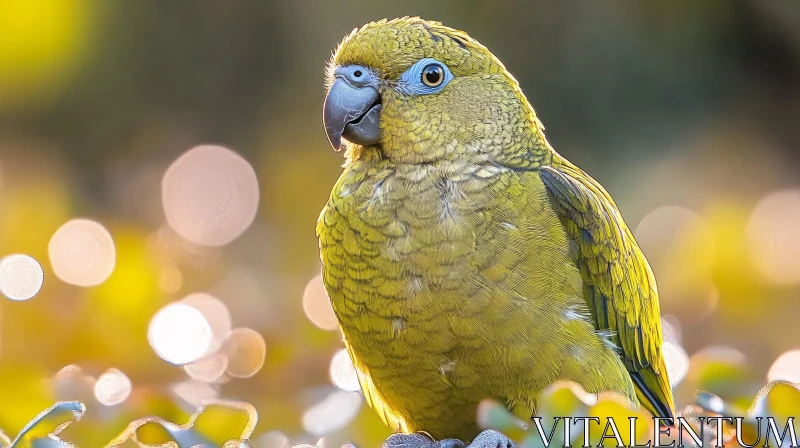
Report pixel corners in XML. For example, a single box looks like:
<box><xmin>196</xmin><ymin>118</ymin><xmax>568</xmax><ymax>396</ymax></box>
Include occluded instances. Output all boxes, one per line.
<box><xmin>422</xmin><ymin>64</ymin><xmax>444</xmax><ymax>87</ymax></box>
<box><xmin>398</xmin><ymin>58</ymin><xmax>453</xmax><ymax>95</ymax></box>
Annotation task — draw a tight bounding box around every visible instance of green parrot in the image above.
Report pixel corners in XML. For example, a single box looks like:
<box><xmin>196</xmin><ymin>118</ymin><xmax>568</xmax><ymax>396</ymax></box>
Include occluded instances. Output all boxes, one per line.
<box><xmin>317</xmin><ymin>17</ymin><xmax>675</xmax><ymax>447</ymax></box>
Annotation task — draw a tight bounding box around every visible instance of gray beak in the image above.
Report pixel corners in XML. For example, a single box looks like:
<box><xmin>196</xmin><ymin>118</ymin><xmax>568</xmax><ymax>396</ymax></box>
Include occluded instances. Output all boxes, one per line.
<box><xmin>323</xmin><ymin>78</ymin><xmax>382</xmax><ymax>151</ymax></box>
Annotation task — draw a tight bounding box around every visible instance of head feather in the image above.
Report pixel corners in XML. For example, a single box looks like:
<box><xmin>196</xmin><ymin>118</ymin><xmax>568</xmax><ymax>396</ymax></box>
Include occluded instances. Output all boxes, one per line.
<box><xmin>325</xmin><ymin>17</ymin><xmax>550</xmax><ymax>167</ymax></box>
<box><xmin>329</xmin><ymin>17</ymin><xmax>507</xmax><ymax>80</ymax></box>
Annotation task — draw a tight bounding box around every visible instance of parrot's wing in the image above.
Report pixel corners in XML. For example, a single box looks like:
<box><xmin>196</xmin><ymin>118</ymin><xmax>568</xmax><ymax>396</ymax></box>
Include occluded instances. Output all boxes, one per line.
<box><xmin>540</xmin><ymin>162</ymin><xmax>676</xmax><ymax>419</ymax></box>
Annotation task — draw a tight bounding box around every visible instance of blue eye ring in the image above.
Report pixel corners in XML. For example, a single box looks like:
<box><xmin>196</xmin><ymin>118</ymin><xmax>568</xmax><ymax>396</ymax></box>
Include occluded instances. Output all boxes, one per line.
<box><xmin>421</xmin><ymin>63</ymin><xmax>445</xmax><ymax>87</ymax></box>
<box><xmin>398</xmin><ymin>58</ymin><xmax>453</xmax><ymax>95</ymax></box>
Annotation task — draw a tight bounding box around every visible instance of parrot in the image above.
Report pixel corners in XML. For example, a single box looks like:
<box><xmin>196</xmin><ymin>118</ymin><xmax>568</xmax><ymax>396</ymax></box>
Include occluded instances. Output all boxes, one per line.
<box><xmin>317</xmin><ymin>17</ymin><xmax>675</xmax><ymax>448</ymax></box>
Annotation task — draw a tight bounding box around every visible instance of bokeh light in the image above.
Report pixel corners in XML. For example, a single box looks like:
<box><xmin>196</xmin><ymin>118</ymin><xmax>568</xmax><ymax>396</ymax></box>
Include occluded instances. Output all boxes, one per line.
<box><xmin>48</xmin><ymin>218</ymin><xmax>116</xmax><ymax>287</ymax></box>
<box><xmin>224</xmin><ymin>328</ymin><xmax>266</xmax><ymax>378</ymax></box>
<box><xmin>158</xmin><ymin>263</ymin><xmax>183</xmax><ymax>294</ymax></box>
<box><xmin>148</xmin><ymin>303</ymin><xmax>212</xmax><ymax>366</ymax></box>
<box><xmin>211</xmin><ymin>266</ymin><xmax>273</xmax><ymax>329</ymax></box>
<box><xmin>661</xmin><ymin>317</ymin><xmax>682</xmax><ymax>345</ymax></box>
<box><xmin>93</xmin><ymin>368</ymin><xmax>132</xmax><ymax>406</ymax></box>
<box><xmin>184</xmin><ymin>352</ymin><xmax>229</xmax><ymax>383</ymax></box>
<box><xmin>0</xmin><ymin>254</ymin><xmax>44</xmax><ymax>301</ymax></box>
<box><xmin>256</xmin><ymin>431</ymin><xmax>289</xmax><ymax>448</ymax></box>
<box><xmin>162</xmin><ymin>145</ymin><xmax>260</xmax><ymax>247</ymax></box>
<box><xmin>663</xmin><ymin>341</ymin><xmax>689</xmax><ymax>387</ymax></box>
<box><xmin>172</xmin><ymin>379</ymin><xmax>219</xmax><ymax>409</ymax></box>
<box><xmin>302</xmin><ymin>390</ymin><xmax>363</xmax><ymax>436</ymax></box>
<box><xmin>689</xmin><ymin>345</ymin><xmax>747</xmax><ymax>368</ymax></box>
<box><xmin>635</xmin><ymin>206</ymin><xmax>718</xmax><ymax>323</ymax></box>
<box><xmin>330</xmin><ymin>349</ymin><xmax>360</xmax><ymax>393</ymax></box>
<box><xmin>53</xmin><ymin>365</ymin><xmax>96</xmax><ymax>402</ymax></box>
<box><xmin>635</xmin><ymin>206</ymin><xmax>715</xmax><ymax>269</ymax></box>
<box><xmin>746</xmin><ymin>189</ymin><xmax>800</xmax><ymax>285</ymax></box>
<box><xmin>303</xmin><ymin>275</ymin><xmax>338</xmax><ymax>331</ymax></box>
<box><xmin>180</xmin><ymin>292</ymin><xmax>232</xmax><ymax>353</ymax></box>
<box><xmin>767</xmin><ymin>350</ymin><xmax>800</xmax><ymax>383</ymax></box>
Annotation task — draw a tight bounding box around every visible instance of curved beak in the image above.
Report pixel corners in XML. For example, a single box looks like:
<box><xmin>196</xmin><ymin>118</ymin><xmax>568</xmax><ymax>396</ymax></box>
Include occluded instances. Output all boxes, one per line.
<box><xmin>323</xmin><ymin>78</ymin><xmax>382</xmax><ymax>151</ymax></box>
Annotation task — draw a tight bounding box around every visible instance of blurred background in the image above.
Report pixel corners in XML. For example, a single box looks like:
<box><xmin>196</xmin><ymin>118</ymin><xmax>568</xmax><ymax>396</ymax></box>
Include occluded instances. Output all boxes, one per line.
<box><xmin>0</xmin><ymin>0</ymin><xmax>799</xmax><ymax>446</ymax></box>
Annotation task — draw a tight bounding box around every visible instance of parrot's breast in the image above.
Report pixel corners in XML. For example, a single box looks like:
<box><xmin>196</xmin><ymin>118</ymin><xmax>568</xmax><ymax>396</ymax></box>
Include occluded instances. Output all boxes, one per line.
<box><xmin>317</xmin><ymin>156</ymin><xmax>634</xmax><ymax>440</ymax></box>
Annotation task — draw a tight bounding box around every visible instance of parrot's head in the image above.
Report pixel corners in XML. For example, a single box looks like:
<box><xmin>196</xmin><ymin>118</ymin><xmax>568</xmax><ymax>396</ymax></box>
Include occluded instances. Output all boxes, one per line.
<box><xmin>323</xmin><ymin>17</ymin><xmax>546</xmax><ymax>165</ymax></box>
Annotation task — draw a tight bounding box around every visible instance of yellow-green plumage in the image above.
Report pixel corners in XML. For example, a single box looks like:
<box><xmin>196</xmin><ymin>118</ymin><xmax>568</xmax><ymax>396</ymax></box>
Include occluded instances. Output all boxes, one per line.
<box><xmin>317</xmin><ymin>17</ymin><xmax>675</xmax><ymax>442</ymax></box>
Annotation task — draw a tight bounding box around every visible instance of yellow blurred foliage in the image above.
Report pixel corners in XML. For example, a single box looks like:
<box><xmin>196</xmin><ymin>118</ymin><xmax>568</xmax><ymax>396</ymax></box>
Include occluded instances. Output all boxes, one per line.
<box><xmin>0</xmin><ymin>176</ymin><xmax>72</xmax><ymax>263</ymax></box>
<box><xmin>588</xmin><ymin>394</ymin><xmax>654</xmax><ymax>447</ymax></box>
<box><xmin>0</xmin><ymin>0</ymin><xmax>96</xmax><ymax>109</ymax></box>
<box><xmin>0</xmin><ymin>364</ymin><xmax>54</xmax><ymax>435</ymax></box>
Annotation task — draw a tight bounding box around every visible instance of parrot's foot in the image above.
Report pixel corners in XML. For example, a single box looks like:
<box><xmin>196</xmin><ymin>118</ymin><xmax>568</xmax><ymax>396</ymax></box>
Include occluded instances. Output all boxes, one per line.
<box><xmin>382</xmin><ymin>432</ymin><xmax>465</xmax><ymax>448</ymax></box>
<box><xmin>466</xmin><ymin>430</ymin><xmax>515</xmax><ymax>448</ymax></box>
<box><xmin>382</xmin><ymin>430</ymin><xmax>513</xmax><ymax>448</ymax></box>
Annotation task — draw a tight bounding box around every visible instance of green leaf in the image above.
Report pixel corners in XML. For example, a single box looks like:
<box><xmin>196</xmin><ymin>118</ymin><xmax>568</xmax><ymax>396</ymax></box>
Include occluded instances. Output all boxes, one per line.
<box><xmin>105</xmin><ymin>400</ymin><xmax>258</xmax><ymax>448</ymax></box>
<box><xmin>9</xmin><ymin>401</ymin><xmax>85</xmax><ymax>448</ymax></box>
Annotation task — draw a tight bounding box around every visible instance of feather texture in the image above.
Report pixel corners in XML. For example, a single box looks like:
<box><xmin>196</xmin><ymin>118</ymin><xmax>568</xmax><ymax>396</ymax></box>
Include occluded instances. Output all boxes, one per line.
<box><xmin>317</xmin><ymin>17</ymin><xmax>675</xmax><ymax>441</ymax></box>
<box><xmin>540</xmin><ymin>162</ymin><xmax>676</xmax><ymax>419</ymax></box>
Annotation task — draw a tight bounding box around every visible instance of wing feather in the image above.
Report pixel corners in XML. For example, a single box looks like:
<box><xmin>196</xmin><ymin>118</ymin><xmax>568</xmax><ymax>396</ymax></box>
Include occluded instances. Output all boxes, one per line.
<box><xmin>540</xmin><ymin>162</ymin><xmax>675</xmax><ymax>419</ymax></box>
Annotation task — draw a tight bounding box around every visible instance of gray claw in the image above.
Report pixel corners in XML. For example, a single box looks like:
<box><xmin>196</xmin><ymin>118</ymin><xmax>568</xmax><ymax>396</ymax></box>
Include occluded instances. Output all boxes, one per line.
<box><xmin>382</xmin><ymin>430</ymin><xmax>513</xmax><ymax>448</ymax></box>
<box><xmin>466</xmin><ymin>430</ymin><xmax>515</xmax><ymax>448</ymax></box>
<box><xmin>383</xmin><ymin>433</ymin><xmax>438</xmax><ymax>448</ymax></box>
<box><xmin>437</xmin><ymin>439</ymin><xmax>467</xmax><ymax>448</ymax></box>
